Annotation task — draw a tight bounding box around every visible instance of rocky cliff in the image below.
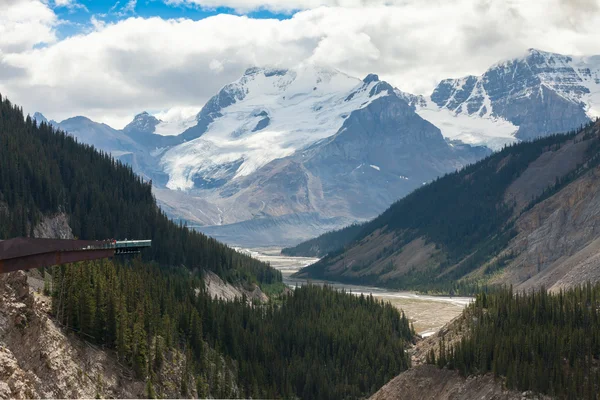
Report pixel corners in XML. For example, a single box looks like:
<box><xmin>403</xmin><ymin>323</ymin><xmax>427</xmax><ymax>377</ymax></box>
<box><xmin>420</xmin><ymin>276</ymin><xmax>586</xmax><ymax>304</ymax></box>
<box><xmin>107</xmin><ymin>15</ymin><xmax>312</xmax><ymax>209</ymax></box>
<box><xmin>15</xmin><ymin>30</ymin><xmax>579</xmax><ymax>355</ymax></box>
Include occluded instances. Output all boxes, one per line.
<box><xmin>425</xmin><ymin>49</ymin><xmax>598</xmax><ymax>143</ymax></box>
<box><xmin>0</xmin><ymin>271</ymin><xmax>145</xmax><ymax>399</ymax></box>
<box><xmin>0</xmin><ymin>214</ymin><xmax>248</xmax><ymax>399</ymax></box>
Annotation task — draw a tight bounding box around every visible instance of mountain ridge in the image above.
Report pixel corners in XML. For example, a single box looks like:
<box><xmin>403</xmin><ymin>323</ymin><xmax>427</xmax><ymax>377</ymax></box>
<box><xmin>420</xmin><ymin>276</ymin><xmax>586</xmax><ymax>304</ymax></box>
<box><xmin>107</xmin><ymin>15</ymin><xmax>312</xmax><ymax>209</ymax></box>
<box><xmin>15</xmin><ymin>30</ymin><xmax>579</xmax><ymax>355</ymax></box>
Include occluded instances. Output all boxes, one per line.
<box><xmin>32</xmin><ymin>49</ymin><xmax>600</xmax><ymax>246</ymax></box>
<box><xmin>293</xmin><ymin>120</ymin><xmax>600</xmax><ymax>292</ymax></box>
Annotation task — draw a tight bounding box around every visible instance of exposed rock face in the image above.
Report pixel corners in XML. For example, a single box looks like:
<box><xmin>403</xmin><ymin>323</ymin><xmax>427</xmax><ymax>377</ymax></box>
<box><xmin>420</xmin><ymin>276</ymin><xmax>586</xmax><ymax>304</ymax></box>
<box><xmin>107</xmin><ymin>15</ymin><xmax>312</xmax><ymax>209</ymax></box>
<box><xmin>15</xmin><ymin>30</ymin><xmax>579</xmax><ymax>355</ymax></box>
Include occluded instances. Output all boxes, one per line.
<box><xmin>33</xmin><ymin>214</ymin><xmax>74</xmax><ymax>240</ymax></box>
<box><xmin>122</xmin><ymin>112</ymin><xmax>183</xmax><ymax>149</ymax></box>
<box><xmin>494</xmin><ymin>166</ymin><xmax>600</xmax><ymax>291</ymax></box>
<box><xmin>37</xmin><ymin>51</ymin><xmax>600</xmax><ymax>246</ymax></box>
<box><xmin>0</xmin><ymin>214</ymin><xmax>220</xmax><ymax>399</ymax></box>
<box><xmin>0</xmin><ymin>271</ymin><xmax>144</xmax><ymax>399</ymax></box>
<box><xmin>0</xmin><ymin>270</ymin><xmax>216</xmax><ymax>399</ymax></box>
<box><xmin>55</xmin><ymin>116</ymin><xmax>171</xmax><ymax>186</ymax></box>
<box><xmin>164</xmin><ymin>79</ymin><xmax>487</xmax><ymax>246</ymax></box>
<box><xmin>203</xmin><ymin>271</ymin><xmax>268</xmax><ymax>303</ymax></box>
<box><xmin>429</xmin><ymin>49</ymin><xmax>597</xmax><ymax>141</ymax></box>
<box><xmin>369</xmin><ymin>365</ymin><xmax>539</xmax><ymax>400</ymax></box>
<box><xmin>371</xmin><ymin>313</ymin><xmax>550</xmax><ymax>400</ymax></box>
<box><xmin>123</xmin><ymin>112</ymin><xmax>161</xmax><ymax>135</ymax></box>
<box><xmin>297</xmin><ymin>121</ymin><xmax>600</xmax><ymax>291</ymax></box>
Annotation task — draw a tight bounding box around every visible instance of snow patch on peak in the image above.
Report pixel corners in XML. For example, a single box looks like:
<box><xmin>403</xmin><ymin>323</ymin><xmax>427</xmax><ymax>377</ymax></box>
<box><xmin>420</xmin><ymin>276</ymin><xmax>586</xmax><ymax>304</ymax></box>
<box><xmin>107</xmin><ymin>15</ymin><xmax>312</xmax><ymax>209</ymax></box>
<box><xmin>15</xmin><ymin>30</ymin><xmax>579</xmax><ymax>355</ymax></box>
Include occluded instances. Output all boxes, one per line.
<box><xmin>416</xmin><ymin>99</ymin><xmax>518</xmax><ymax>151</ymax></box>
<box><xmin>419</xmin><ymin>49</ymin><xmax>600</xmax><ymax>148</ymax></box>
<box><xmin>488</xmin><ymin>49</ymin><xmax>600</xmax><ymax>118</ymax></box>
<box><xmin>154</xmin><ymin>107</ymin><xmax>199</xmax><ymax>136</ymax></box>
<box><xmin>32</xmin><ymin>112</ymin><xmax>48</xmax><ymax>124</ymax></box>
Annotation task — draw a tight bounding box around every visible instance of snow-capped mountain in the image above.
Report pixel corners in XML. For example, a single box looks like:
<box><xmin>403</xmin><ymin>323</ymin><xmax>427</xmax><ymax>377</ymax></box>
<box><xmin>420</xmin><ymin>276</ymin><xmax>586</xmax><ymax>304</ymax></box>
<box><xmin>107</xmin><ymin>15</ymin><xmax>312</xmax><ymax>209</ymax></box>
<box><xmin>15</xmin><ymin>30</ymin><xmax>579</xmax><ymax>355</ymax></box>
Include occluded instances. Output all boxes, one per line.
<box><xmin>124</xmin><ymin>109</ymin><xmax>198</xmax><ymax>138</ymax></box>
<box><xmin>160</xmin><ymin>66</ymin><xmax>392</xmax><ymax>191</ymax></box>
<box><xmin>37</xmin><ymin>49</ymin><xmax>599</xmax><ymax>246</ymax></box>
<box><xmin>415</xmin><ymin>49</ymin><xmax>599</xmax><ymax>149</ymax></box>
<box><xmin>32</xmin><ymin>112</ymin><xmax>49</xmax><ymax>125</ymax></box>
<box><xmin>154</xmin><ymin>66</ymin><xmax>487</xmax><ymax>244</ymax></box>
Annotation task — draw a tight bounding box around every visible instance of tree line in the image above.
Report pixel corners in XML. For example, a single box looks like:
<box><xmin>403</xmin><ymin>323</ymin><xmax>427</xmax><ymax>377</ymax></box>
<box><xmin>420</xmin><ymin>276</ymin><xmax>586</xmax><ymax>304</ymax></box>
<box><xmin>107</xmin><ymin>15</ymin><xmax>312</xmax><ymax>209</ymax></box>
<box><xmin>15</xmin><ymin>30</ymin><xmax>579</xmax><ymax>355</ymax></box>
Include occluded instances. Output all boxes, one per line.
<box><xmin>51</xmin><ymin>259</ymin><xmax>414</xmax><ymax>399</ymax></box>
<box><xmin>0</xmin><ymin>93</ymin><xmax>414</xmax><ymax>399</ymax></box>
<box><xmin>302</xmin><ymin>121</ymin><xmax>600</xmax><ymax>292</ymax></box>
<box><xmin>0</xmin><ymin>93</ymin><xmax>279</xmax><ymax>285</ymax></box>
<box><xmin>430</xmin><ymin>284</ymin><xmax>600</xmax><ymax>399</ymax></box>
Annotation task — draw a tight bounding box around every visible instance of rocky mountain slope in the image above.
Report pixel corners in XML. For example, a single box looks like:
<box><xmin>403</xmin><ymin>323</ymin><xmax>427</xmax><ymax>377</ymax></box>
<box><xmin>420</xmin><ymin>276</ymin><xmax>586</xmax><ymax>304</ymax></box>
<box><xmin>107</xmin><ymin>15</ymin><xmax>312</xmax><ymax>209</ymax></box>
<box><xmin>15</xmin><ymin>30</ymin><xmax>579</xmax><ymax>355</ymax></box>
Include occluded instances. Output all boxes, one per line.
<box><xmin>369</xmin><ymin>365</ymin><xmax>526</xmax><ymax>400</ymax></box>
<box><xmin>32</xmin><ymin>113</ymin><xmax>174</xmax><ymax>186</ymax></box>
<box><xmin>37</xmin><ymin>49</ymin><xmax>599</xmax><ymax>247</ymax></box>
<box><xmin>40</xmin><ymin>65</ymin><xmax>488</xmax><ymax>245</ymax></box>
<box><xmin>417</xmin><ymin>49</ymin><xmax>599</xmax><ymax>148</ymax></box>
<box><xmin>370</xmin><ymin>309</ymin><xmax>550</xmax><ymax>400</ymax></box>
<box><xmin>295</xmin><ymin>120</ymin><xmax>600</xmax><ymax>292</ymax></box>
<box><xmin>0</xmin><ymin>268</ymin><xmax>252</xmax><ymax>400</ymax></box>
<box><xmin>0</xmin><ymin>271</ymin><xmax>146</xmax><ymax>399</ymax></box>
<box><xmin>177</xmin><ymin>72</ymin><xmax>487</xmax><ymax>245</ymax></box>
<box><xmin>157</xmin><ymin>68</ymin><xmax>488</xmax><ymax>245</ymax></box>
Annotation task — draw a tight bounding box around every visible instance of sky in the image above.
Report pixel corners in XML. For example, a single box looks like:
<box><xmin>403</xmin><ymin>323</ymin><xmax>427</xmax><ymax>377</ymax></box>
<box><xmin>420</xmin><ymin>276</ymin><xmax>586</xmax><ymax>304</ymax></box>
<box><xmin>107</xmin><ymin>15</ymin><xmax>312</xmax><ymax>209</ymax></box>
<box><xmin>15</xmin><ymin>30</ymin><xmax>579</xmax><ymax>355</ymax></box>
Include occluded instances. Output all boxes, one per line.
<box><xmin>1</xmin><ymin>0</ymin><xmax>600</xmax><ymax>128</ymax></box>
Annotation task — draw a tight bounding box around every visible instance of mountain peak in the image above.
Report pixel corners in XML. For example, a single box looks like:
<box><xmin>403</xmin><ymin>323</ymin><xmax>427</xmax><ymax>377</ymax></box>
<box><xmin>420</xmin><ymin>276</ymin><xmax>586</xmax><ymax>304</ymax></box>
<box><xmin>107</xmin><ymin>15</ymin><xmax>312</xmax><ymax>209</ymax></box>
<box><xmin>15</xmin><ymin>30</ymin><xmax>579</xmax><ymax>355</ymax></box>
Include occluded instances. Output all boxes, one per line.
<box><xmin>244</xmin><ymin>67</ymin><xmax>262</xmax><ymax>76</ymax></box>
<box><xmin>363</xmin><ymin>74</ymin><xmax>380</xmax><ymax>84</ymax></box>
<box><xmin>527</xmin><ymin>48</ymin><xmax>547</xmax><ymax>55</ymax></box>
<box><xmin>123</xmin><ymin>111</ymin><xmax>160</xmax><ymax>134</ymax></box>
<box><xmin>61</xmin><ymin>116</ymin><xmax>94</xmax><ymax>124</ymax></box>
<box><xmin>32</xmin><ymin>112</ymin><xmax>48</xmax><ymax>124</ymax></box>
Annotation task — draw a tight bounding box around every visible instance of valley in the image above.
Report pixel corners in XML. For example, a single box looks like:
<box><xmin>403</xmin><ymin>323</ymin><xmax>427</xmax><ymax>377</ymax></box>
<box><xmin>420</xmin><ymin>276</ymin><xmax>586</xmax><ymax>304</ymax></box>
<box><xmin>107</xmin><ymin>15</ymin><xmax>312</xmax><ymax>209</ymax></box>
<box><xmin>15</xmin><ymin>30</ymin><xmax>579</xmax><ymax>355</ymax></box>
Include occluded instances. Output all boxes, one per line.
<box><xmin>33</xmin><ymin>48</ymin><xmax>600</xmax><ymax>247</ymax></box>
<box><xmin>2</xmin><ymin>5</ymin><xmax>600</xmax><ymax>396</ymax></box>
<box><xmin>243</xmin><ymin>248</ymin><xmax>470</xmax><ymax>337</ymax></box>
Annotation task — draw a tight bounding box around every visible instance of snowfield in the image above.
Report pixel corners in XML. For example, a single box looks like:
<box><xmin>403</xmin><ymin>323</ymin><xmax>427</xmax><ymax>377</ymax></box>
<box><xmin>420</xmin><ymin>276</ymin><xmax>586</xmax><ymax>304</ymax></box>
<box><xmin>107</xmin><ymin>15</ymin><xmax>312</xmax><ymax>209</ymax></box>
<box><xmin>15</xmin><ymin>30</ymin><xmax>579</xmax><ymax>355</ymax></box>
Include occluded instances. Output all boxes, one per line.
<box><xmin>156</xmin><ymin>50</ymin><xmax>600</xmax><ymax>191</ymax></box>
<box><xmin>416</xmin><ymin>99</ymin><xmax>518</xmax><ymax>151</ymax></box>
<box><xmin>411</xmin><ymin>49</ymin><xmax>600</xmax><ymax>151</ymax></box>
<box><xmin>161</xmin><ymin>64</ymin><xmax>390</xmax><ymax>191</ymax></box>
<box><xmin>153</xmin><ymin>107</ymin><xmax>199</xmax><ymax>136</ymax></box>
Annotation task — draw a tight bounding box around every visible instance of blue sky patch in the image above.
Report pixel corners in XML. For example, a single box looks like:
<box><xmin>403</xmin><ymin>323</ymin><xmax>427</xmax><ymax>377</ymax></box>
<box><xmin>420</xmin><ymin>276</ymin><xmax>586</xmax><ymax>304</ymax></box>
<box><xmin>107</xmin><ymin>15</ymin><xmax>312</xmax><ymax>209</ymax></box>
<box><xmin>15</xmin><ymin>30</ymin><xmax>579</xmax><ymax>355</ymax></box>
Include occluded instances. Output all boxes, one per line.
<box><xmin>53</xmin><ymin>0</ymin><xmax>294</xmax><ymax>39</ymax></box>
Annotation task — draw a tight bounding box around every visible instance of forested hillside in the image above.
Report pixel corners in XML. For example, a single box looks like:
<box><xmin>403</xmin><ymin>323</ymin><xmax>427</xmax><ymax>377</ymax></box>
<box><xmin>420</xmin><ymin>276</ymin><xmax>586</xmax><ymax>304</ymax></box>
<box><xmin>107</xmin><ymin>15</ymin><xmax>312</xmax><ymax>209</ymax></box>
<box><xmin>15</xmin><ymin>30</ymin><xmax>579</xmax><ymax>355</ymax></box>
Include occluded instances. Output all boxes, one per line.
<box><xmin>0</xmin><ymin>94</ymin><xmax>278</xmax><ymax>284</ymax></box>
<box><xmin>295</xmin><ymin>120</ymin><xmax>600</xmax><ymax>292</ymax></box>
<box><xmin>51</xmin><ymin>261</ymin><xmax>413</xmax><ymax>399</ymax></box>
<box><xmin>0</xmin><ymin>94</ymin><xmax>415</xmax><ymax>399</ymax></box>
<box><xmin>430</xmin><ymin>284</ymin><xmax>600</xmax><ymax>399</ymax></box>
<box><xmin>281</xmin><ymin>223</ymin><xmax>364</xmax><ymax>257</ymax></box>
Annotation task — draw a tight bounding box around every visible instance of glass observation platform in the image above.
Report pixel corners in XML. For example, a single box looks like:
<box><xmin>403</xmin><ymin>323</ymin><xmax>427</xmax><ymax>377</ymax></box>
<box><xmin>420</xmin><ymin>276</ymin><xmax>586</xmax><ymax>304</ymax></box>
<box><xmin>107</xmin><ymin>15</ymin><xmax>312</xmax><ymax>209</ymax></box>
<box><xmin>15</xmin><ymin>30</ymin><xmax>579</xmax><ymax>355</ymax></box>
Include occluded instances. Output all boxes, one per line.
<box><xmin>0</xmin><ymin>237</ymin><xmax>152</xmax><ymax>273</ymax></box>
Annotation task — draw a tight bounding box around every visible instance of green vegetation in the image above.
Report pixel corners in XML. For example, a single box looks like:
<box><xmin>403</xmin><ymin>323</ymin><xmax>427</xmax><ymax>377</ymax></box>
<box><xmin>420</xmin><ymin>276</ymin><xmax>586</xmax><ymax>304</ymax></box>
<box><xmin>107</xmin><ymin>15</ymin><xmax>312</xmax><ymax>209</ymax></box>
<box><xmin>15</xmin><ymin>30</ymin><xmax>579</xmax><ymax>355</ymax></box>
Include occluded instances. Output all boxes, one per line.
<box><xmin>431</xmin><ymin>284</ymin><xmax>600</xmax><ymax>399</ymax></box>
<box><xmin>1</xmin><ymin>94</ymin><xmax>415</xmax><ymax>398</ymax></box>
<box><xmin>281</xmin><ymin>223</ymin><xmax>365</xmax><ymax>257</ymax></box>
<box><xmin>52</xmin><ymin>259</ymin><xmax>414</xmax><ymax>399</ymax></box>
<box><xmin>0</xmin><ymin>93</ymin><xmax>279</xmax><ymax>285</ymax></box>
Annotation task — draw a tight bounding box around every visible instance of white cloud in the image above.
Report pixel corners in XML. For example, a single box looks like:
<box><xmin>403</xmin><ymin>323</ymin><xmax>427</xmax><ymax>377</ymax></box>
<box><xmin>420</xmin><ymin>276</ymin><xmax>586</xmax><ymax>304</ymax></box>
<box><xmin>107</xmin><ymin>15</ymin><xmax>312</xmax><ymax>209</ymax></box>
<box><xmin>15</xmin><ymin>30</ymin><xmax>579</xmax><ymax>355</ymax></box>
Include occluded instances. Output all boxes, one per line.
<box><xmin>209</xmin><ymin>59</ymin><xmax>224</xmax><ymax>73</ymax></box>
<box><xmin>117</xmin><ymin>0</ymin><xmax>137</xmax><ymax>16</ymax></box>
<box><xmin>53</xmin><ymin>0</ymin><xmax>88</xmax><ymax>11</ymax></box>
<box><xmin>0</xmin><ymin>0</ymin><xmax>57</xmax><ymax>53</ymax></box>
<box><xmin>165</xmin><ymin>0</ymin><xmax>459</xmax><ymax>13</ymax></box>
<box><xmin>1</xmin><ymin>0</ymin><xmax>600</xmax><ymax>128</ymax></box>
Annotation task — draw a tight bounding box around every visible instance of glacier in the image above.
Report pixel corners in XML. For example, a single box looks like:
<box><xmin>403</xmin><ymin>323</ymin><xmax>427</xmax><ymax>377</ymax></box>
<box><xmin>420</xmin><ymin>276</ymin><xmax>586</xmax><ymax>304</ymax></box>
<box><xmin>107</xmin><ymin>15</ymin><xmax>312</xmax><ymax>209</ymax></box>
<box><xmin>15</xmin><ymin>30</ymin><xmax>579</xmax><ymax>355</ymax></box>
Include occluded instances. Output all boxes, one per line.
<box><xmin>161</xmin><ymin>65</ymin><xmax>390</xmax><ymax>191</ymax></box>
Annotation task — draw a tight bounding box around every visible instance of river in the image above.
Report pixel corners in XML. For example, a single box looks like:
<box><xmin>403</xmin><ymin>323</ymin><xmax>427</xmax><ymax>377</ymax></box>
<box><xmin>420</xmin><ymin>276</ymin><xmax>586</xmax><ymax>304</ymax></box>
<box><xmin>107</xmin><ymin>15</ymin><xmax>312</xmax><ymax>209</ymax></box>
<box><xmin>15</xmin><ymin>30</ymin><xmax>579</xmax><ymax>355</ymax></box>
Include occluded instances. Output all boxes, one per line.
<box><xmin>240</xmin><ymin>248</ymin><xmax>472</xmax><ymax>337</ymax></box>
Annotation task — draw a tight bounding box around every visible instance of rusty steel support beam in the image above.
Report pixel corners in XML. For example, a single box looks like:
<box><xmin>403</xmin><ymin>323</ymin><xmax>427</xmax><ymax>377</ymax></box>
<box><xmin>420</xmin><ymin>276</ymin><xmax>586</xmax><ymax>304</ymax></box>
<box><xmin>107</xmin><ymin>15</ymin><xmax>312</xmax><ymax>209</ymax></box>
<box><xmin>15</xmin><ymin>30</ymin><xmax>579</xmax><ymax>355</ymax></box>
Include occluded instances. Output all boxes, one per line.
<box><xmin>0</xmin><ymin>248</ymin><xmax>115</xmax><ymax>274</ymax></box>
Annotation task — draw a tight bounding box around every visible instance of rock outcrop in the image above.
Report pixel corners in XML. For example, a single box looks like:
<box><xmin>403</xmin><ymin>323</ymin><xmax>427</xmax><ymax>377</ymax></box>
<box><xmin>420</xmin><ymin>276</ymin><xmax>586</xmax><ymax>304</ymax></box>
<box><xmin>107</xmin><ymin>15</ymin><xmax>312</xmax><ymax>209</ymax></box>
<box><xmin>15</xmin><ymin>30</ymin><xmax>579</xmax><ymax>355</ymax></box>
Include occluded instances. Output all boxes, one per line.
<box><xmin>0</xmin><ymin>271</ymin><xmax>145</xmax><ymax>399</ymax></box>
<box><xmin>429</xmin><ymin>49</ymin><xmax>597</xmax><ymax>141</ymax></box>
<box><xmin>203</xmin><ymin>271</ymin><xmax>268</xmax><ymax>303</ymax></box>
<box><xmin>32</xmin><ymin>214</ymin><xmax>74</xmax><ymax>240</ymax></box>
<box><xmin>369</xmin><ymin>365</ymin><xmax>542</xmax><ymax>400</ymax></box>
